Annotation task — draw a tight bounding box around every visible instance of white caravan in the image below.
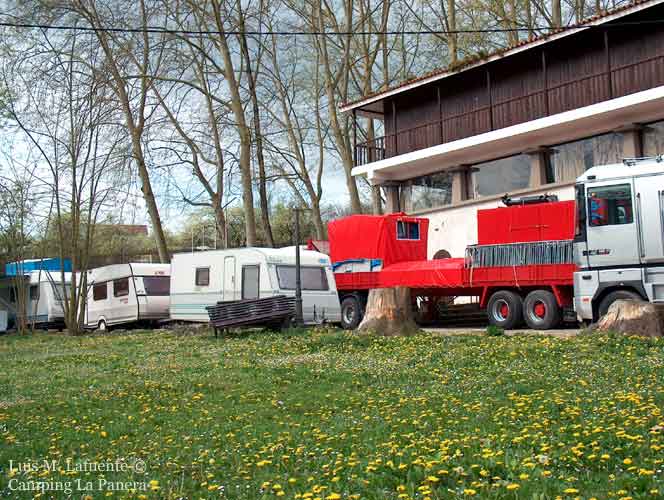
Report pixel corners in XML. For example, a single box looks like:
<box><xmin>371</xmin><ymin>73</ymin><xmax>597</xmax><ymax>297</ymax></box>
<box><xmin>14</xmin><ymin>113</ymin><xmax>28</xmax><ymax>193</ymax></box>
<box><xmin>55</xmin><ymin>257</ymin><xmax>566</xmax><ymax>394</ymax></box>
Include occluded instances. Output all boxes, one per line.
<box><xmin>574</xmin><ymin>157</ymin><xmax>664</xmax><ymax>321</ymax></box>
<box><xmin>0</xmin><ymin>271</ymin><xmax>72</xmax><ymax>330</ymax></box>
<box><xmin>85</xmin><ymin>263</ymin><xmax>170</xmax><ymax>330</ymax></box>
<box><xmin>170</xmin><ymin>247</ymin><xmax>341</xmax><ymax>324</ymax></box>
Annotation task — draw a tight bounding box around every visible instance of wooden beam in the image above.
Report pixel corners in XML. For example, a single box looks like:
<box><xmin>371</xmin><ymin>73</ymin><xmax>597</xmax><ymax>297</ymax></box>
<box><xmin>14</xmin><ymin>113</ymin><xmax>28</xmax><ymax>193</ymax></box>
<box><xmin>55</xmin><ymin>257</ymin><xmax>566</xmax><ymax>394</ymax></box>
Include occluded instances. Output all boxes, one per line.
<box><xmin>392</xmin><ymin>100</ymin><xmax>398</xmax><ymax>155</ymax></box>
<box><xmin>352</xmin><ymin>109</ymin><xmax>357</xmax><ymax>167</ymax></box>
<box><xmin>542</xmin><ymin>49</ymin><xmax>549</xmax><ymax>116</ymax></box>
<box><xmin>486</xmin><ymin>69</ymin><xmax>493</xmax><ymax>130</ymax></box>
<box><xmin>437</xmin><ymin>86</ymin><xmax>443</xmax><ymax>143</ymax></box>
<box><xmin>604</xmin><ymin>29</ymin><xmax>613</xmax><ymax>99</ymax></box>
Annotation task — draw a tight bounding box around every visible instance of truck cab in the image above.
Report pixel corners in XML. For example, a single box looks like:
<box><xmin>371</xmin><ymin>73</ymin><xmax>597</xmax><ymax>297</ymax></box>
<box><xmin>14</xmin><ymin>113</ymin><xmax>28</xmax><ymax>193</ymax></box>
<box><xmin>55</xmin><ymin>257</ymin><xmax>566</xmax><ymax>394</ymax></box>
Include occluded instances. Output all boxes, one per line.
<box><xmin>574</xmin><ymin>157</ymin><xmax>664</xmax><ymax>321</ymax></box>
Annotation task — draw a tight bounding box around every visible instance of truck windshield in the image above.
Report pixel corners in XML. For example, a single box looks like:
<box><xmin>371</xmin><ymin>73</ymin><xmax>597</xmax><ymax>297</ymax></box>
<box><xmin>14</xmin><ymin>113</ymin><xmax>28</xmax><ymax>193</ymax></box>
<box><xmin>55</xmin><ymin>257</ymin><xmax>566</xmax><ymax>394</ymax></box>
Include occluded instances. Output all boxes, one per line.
<box><xmin>143</xmin><ymin>276</ymin><xmax>170</xmax><ymax>296</ymax></box>
<box><xmin>276</xmin><ymin>266</ymin><xmax>329</xmax><ymax>291</ymax></box>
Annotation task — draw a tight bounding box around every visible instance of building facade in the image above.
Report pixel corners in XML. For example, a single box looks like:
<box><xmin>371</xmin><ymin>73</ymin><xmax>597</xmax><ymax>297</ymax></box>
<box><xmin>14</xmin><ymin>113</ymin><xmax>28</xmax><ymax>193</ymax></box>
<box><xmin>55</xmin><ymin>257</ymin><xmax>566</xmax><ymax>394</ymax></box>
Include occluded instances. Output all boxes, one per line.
<box><xmin>342</xmin><ymin>0</ymin><xmax>664</xmax><ymax>258</ymax></box>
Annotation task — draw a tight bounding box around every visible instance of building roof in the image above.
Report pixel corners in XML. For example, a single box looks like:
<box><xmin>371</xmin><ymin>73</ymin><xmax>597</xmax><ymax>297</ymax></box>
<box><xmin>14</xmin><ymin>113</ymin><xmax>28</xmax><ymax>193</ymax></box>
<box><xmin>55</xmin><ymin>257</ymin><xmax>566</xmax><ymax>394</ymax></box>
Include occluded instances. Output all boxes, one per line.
<box><xmin>340</xmin><ymin>0</ymin><xmax>664</xmax><ymax>116</ymax></box>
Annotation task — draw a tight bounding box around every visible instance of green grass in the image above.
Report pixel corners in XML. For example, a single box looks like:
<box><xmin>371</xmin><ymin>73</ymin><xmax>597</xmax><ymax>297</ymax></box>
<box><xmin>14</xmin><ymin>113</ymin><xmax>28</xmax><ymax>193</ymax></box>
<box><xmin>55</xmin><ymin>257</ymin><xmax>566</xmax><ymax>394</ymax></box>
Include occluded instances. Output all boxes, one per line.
<box><xmin>0</xmin><ymin>328</ymin><xmax>663</xmax><ymax>499</ymax></box>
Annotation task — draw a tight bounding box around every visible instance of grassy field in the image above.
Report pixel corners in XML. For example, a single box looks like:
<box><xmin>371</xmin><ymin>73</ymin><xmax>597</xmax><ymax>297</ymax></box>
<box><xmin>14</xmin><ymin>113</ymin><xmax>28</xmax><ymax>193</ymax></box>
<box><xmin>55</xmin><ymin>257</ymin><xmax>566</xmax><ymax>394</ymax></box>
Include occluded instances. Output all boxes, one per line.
<box><xmin>0</xmin><ymin>328</ymin><xmax>663</xmax><ymax>499</ymax></box>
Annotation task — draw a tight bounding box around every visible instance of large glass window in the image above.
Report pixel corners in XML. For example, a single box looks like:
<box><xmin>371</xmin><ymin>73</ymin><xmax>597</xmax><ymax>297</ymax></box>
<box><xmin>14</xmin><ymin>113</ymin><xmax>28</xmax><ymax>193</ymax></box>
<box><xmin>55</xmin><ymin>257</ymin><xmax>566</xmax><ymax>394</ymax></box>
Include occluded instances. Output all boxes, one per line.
<box><xmin>411</xmin><ymin>172</ymin><xmax>453</xmax><ymax>211</ymax></box>
<box><xmin>587</xmin><ymin>184</ymin><xmax>633</xmax><ymax>227</ymax></box>
<box><xmin>276</xmin><ymin>266</ymin><xmax>329</xmax><ymax>291</ymax></box>
<box><xmin>472</xmin><ymin>154</ymin><xmax>531</xmax><ymax>197</ymax></box>
<box><xmin>143</xmin><ymin>276</ymin><xmax>170</xmax><ymax>296</ymax></box>
<box><xmin>548</xmin><ymin>133</ymin><xmax>623</xmax><ymax>183</ymax></box>
<box><xmin>642</xmin><ymin>121</ymin><xmax>664</xmax><ymax>156</ymax></box>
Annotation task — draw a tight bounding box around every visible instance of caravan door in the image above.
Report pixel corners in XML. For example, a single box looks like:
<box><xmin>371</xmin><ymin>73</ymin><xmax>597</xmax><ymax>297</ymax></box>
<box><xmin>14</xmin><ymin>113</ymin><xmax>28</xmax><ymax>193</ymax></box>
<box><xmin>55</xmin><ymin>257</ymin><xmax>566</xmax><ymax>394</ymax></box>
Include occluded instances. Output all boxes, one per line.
<box><xmin>224</xmin><ymin>257</ymin><xmax>236</xmax><ymax>301</ymax></box>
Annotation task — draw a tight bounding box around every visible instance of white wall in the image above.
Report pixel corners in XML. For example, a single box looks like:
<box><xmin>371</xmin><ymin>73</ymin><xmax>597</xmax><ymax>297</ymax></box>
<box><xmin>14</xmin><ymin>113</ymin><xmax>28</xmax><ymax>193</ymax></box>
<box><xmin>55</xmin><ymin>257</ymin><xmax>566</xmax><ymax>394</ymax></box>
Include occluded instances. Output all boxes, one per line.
<box><xmin>424</xmin><ymin>185</ymin><xmax>575</xmax><ymax>258</ymax></box>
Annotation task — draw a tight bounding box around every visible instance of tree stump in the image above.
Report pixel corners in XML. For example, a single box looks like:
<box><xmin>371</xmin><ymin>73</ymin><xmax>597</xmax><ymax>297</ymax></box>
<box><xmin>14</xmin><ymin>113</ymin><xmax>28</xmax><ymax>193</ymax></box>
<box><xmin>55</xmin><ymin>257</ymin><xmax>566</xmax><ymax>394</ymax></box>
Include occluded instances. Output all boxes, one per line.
<box><xmin>357</xmin><ymin>287</ymin><xmax>419</xmax><ymax>336</ymax></box>
<box><xmin>595</xmin><ymin>299</ymin><xmax>664</xmax><ymax>338</ymax></box>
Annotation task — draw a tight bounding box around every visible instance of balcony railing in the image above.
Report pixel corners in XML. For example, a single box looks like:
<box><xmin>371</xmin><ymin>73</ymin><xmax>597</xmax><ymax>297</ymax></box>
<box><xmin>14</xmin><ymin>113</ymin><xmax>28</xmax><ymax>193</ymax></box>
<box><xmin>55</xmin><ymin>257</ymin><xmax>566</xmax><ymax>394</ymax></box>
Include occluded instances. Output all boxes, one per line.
<box><xmin>354</xmin><ymin>51</ymin><xmax>664</xmax><ymax>167</ymax></box>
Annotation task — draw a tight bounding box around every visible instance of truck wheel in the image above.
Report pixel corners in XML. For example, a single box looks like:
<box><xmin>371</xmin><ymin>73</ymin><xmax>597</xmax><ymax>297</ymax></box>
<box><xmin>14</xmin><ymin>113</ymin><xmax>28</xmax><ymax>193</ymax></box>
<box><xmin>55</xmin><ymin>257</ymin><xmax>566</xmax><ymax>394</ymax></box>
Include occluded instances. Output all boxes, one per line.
<box><xmin>523</xmin><ymin>290</ymin><xmax>561</xmax><ymax>330</ymax></box>
<box><xmin>487</xmin><ymin>290</ymin><xmax>523</xmax><ymax>329</ymax></box>
<box><xmin>340</xmin><ymin>296</ymin><xmax>362</xmax><ymax>330</ymax></box>
<box><xmin>598</xmin><ymin>290</ymin><xmax>643</xmax><ymax>319</ymax></box>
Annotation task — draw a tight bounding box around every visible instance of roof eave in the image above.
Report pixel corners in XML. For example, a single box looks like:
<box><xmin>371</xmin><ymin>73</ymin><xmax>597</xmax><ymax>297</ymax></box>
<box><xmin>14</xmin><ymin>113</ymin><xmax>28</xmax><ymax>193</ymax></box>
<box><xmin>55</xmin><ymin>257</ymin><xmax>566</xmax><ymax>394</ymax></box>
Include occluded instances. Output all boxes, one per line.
<box><xmin>339</xmin><ymin>0</ymin><xmax>664</xmax><ymax>115</ymax></box>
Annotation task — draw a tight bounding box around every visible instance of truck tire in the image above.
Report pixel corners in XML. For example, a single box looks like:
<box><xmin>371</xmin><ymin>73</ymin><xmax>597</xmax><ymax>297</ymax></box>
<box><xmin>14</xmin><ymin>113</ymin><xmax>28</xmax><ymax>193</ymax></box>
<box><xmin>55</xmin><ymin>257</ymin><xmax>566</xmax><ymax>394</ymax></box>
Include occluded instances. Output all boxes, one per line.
<box><xmin>523</xmin><ymin>290</ymin><xmax>561</xmax><ymax>330</ymax></box>
<box><xmin>598</xmin><ymin>290</ymin><xmax>644</xmax><ymax>319</ymax></box>
<box><xmin>487</xmin><ymin>290</ymin><xmax>523</xmax><ymax>329</ymax></box>
<box><xmin>340</xmin><ymin>295</ymin><xmax>363</xmax><ymax>330</ymax></box>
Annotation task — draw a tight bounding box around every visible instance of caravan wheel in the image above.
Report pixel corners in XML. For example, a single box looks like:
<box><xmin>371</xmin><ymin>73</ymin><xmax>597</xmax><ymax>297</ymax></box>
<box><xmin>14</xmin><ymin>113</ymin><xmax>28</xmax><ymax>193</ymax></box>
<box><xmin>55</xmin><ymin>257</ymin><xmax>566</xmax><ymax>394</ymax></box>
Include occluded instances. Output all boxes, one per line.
<box><xmin>97</xmin><ymin>320</ymin><xmax>108</xmax><ymax>332</ymax></box>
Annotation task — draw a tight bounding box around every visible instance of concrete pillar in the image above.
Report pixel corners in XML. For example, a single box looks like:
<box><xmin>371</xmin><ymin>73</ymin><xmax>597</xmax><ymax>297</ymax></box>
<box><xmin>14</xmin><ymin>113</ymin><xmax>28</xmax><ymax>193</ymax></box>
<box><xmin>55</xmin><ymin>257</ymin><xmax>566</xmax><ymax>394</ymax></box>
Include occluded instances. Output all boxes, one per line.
<box><xmin>401</xmin><ymin>181</ymin><xmax>413</xmax><ymax>213</ymax></box>
<box><xmin>451</xmin><ymin>167</ymin><xmax>470</xmax><ymax>204</ymax></box>
<box><xmin>526</xmin><ymin>148</ymin><xmax>550</xmax><ymax>187</ymax></box>
<box><xmin>383</xmin><ymin>183</ymin><xmax>401</xmax><ymax>213</ymax></box>
<box><xmin>619</xmin><ymin>126</ymin><xmax>643</xmax><ymax>159</ymax></box>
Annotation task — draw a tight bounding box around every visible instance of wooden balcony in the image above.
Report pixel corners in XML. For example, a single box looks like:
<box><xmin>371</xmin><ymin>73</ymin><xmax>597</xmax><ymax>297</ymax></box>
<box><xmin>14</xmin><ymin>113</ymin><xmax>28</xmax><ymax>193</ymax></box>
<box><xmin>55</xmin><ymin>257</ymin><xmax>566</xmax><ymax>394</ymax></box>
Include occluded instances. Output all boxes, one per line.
<box><xmin>354</xmin><ymin>50</ymin><xmax>664</xmax><ymax>167</ymax></box>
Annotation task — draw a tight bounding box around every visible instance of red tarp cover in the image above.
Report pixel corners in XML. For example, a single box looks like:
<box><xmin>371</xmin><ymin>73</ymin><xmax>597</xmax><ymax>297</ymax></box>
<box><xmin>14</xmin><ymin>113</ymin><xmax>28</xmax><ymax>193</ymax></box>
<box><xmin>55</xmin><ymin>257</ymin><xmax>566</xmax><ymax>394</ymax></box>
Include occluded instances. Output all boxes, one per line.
<box><xmin>328</xmin><ymin>213</ymin><xmax>428</xmax><ymax>267</ymax></box>
<box><xmin>378</xmin><ymin>258</ymin><xmax>466</xmax><ymax>288</ymax></box>
<box><xmin>477</xmin><ymin>201</ymin><xmax>576</xmax><ymax>244</ymax></box>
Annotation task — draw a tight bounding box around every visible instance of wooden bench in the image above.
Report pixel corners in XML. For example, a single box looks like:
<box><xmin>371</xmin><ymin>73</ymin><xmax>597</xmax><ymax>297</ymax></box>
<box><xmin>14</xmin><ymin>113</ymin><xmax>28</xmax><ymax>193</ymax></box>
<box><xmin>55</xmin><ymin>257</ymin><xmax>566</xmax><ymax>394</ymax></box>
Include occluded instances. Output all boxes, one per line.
<box><xmin>206</xmin><ymin>295</ymin><xmax>296</xmax><ymax>337</ymax></box>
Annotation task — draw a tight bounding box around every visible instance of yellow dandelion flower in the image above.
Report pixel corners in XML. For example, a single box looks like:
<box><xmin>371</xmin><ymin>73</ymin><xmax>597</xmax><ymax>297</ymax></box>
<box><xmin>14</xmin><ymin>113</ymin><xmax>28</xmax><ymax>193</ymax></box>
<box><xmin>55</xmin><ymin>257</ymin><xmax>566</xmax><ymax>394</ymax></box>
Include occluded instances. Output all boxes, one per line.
<box><xmin>506</xmin><ymin>483</ymin><xmax>520</xmax><ymax>490</ymax></box>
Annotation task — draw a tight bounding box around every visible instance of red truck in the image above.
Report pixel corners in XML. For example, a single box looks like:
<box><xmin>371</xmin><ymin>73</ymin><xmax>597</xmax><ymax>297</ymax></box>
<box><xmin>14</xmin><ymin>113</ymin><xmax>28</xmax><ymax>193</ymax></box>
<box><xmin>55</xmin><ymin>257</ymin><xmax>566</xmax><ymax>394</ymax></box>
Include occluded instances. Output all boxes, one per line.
<box><xmin>327</xmin><ymin>197</ymin><xmax>577</xmax><ymax>330</ymax></box>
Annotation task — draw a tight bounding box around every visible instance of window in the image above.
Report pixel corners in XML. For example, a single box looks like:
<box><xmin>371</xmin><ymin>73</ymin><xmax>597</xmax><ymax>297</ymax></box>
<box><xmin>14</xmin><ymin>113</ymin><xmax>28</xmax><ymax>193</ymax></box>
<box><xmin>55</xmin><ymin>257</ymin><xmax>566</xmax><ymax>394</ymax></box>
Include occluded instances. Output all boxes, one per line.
<box><xmin>143</xmin><ymin>276</ymin><xmax>170</xmax><ymax>296</ymax></box>
<box><xmin>472</xmin><ymin>154</ymin><xmax>531</xmax><ymax>197</ymax></box>
<box><xmin>410</xmin><ymin>172</ymin><xmax>453</xmax><ymax>211</ymax></box>
<box><xmin>276</xmin><ymin>266</ymin><xmax>329</xmax><ymax>291</ymax></box>
<box><xmin>242</xmin><ymin>265</ymin><xmax>260</xmax><ymax>300</ymax></box>
<box><xmin>113</xmin><ymin>277</ymin><xmax>129</xmax><ymax>297</ymax></box>
<box><xmin>587</xmin><ymin>184</ymin><xmax>633</xmax><ymax>227</ymax></box>
<box><xmin>9</xmin><ymin>287</ymin><xmax>16</xmax><ymax>303</ymax></box>
<box><xmin>29</xmin><ymin>285</ymin><xmax>39</xmax><ymax>301</ymax></box>
<box><xmin>93</xmin><ymin>283</ymin><xmax>107</xmax><ymax>301</ymax></box>
<box><xmin>397</xmin><ymin>221</ymin><xmax>420</xmax><ymax>240</ymax></box>
<box><xmin>575</xmin><ymin>184</ymin><xmax>587</xmax><ymax>241</ymax></box>
<box><xmin>642</xmin><ymin>120</ymin><xmax>664</xmax><ymax>156</ymax></box>
<box><xmin>548</xmin><ymin>133</ymin><xmax>624</xmax><ymax>183</ymax></box>
<box><xmin>195</xmin><ymin>267</ymin><xmax>210</xmax><ymax>286</ymax></box>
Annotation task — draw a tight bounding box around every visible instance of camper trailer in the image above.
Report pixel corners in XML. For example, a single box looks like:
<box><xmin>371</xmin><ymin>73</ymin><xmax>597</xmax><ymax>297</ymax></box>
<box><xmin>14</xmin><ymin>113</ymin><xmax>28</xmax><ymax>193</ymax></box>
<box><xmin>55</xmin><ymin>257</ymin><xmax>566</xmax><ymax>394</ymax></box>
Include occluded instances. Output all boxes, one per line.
<box><xmin>85</xmin><ymin>263</ymin><xmax>170</xmax><ymax>330</ymax></box>
<box><xmin>0</xmin><ymin>270</ymin><xmax>72</xmax><ymax>330</ymax></box>
<box><xmin>170</xmin><ymin>247</ymin><xmax>341</xmax><ymax>324</ymax></box>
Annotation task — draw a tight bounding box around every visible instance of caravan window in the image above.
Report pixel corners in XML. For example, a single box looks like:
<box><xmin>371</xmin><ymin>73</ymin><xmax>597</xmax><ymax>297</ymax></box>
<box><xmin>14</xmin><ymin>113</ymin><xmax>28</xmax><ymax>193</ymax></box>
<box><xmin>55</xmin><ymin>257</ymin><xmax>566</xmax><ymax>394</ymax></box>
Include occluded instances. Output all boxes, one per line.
<box><xmin>29</xmin><ymin>285</ymin><xmax>39</xmax><ymax>301</ymax></box>
<box><xmin>588</xmin><ymin>184</ymin><xmax>633</xmax><ymax>227</ymax></box>
<box><xmin>144</xmin><ymin>276</ymin><xmax>170</xmax><ymax>296</ymax></box>
<box><xmin>113</xmin><ymin>278</ymin><xmax>129</xmax><ymax>297</ymax></box>
<box><xmin>195</xmin><ymin>267</ymin><xmax>210</xmax><ymax>286</ymax></box>
<box><xmin>276</xmin><ymin>266</ymin><xmax>329</xmax><ymax>291</ymax></box>
<box><xmin>242</xmin><ymin>265</ymin><xmax>260</xmax><ymax>300</ymax></box>
<box><xmin>93</xmin><ymin>283</ymin><xmax>107</xmax><ymax>301</ymax></box>
<box><xmin>9</xmin><ymin>287</ymin><xmax>16</xmax><ymax>303</ymax></box>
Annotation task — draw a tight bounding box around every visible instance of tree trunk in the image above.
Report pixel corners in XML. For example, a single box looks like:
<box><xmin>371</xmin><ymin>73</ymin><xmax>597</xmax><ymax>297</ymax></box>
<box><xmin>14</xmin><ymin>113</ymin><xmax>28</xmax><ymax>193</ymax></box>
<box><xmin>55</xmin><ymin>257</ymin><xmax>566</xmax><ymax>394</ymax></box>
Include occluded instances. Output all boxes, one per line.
<box><xmin>447</xmin><ymin>0</ymin><xmax>457</xmax><ymax>63</ymax></box>
<box><xmin>238</xmin><ymin>0</ymin><xmax>274</xmax><ymax>247</ymax></box>
<box><xmin>552</xmin><ymin>0</ymin><xmax>562</xmax><ymax>27</ymax></box>
<box><xmin>358</xmin><ymin>287</ymin><xmax>418</xmax><ymax>335</ymax></box>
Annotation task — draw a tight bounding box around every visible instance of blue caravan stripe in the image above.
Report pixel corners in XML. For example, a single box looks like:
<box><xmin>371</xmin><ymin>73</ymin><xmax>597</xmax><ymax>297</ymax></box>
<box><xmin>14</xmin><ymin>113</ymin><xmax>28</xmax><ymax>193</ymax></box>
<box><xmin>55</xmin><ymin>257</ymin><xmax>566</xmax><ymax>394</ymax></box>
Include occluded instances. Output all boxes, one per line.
<box><xmin>331</xmin><ymin>259</ymin><xmax>366</xmax><ymax>271</ymax></box>
<box><xmin>370</xmin><ymin>259</ymin><xmax>383</xmax><ymax>270</ymax></box>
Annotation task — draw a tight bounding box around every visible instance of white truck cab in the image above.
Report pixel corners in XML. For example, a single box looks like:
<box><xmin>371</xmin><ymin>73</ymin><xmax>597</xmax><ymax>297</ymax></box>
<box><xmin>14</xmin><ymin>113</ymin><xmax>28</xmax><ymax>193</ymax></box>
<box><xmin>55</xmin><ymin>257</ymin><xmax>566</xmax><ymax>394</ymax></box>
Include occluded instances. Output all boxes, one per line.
<box><xmin>574</xmin><ymin>157</ymin><xmax>664</xmax><ymax>321</ymax></box>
